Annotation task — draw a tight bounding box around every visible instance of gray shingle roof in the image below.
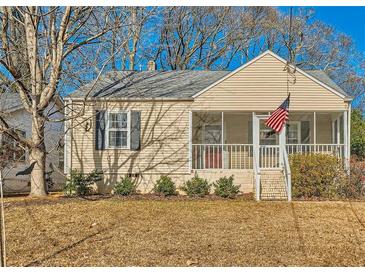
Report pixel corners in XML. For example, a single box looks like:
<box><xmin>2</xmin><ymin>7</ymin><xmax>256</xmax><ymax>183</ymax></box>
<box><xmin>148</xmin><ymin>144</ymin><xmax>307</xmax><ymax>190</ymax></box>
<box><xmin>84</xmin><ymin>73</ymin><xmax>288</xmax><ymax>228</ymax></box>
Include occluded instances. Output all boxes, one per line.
<box><xmin>68</xmin><ymin>69</ymin><xmax>350</xmax><ymax>100</ymax></box>
<box><xmin>305</xmin><ymin>70</ymin><xmax>350</xmax><ymax>97</ymax></box>
<box><xmin>69</xmin><ymin>70</ymin><xmax>230</xmax><ymax>99</ymax></box>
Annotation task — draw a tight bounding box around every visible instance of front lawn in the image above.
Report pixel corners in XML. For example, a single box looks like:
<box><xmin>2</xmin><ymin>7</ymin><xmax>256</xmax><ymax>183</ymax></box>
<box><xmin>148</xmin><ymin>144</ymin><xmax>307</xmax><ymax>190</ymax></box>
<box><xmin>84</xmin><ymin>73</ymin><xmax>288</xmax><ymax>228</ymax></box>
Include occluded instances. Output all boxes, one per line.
<box><xmin>3</xmin><ymin>196</ymin><xmax>365</xmax><ymax>266</ymax></box>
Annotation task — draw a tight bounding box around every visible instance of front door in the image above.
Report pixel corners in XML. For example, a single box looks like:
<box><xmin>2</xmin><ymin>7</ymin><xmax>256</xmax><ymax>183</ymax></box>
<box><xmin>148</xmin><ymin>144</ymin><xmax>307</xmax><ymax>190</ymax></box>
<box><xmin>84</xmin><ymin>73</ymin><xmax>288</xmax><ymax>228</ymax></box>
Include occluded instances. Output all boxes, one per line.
<box><xmin>253</xmin><ymin>114</ymin><xmax>281</xmax><ymax>169</ymax></box>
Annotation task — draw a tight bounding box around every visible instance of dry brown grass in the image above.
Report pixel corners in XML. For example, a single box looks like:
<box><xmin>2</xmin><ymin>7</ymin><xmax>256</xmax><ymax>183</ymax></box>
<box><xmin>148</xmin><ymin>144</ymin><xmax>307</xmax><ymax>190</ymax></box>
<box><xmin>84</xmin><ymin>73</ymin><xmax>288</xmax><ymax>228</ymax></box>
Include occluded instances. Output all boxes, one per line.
<box><xmin>3</xmin><ymin>196</ymin><xmax>365</xmax><ymax>266</ymax></box>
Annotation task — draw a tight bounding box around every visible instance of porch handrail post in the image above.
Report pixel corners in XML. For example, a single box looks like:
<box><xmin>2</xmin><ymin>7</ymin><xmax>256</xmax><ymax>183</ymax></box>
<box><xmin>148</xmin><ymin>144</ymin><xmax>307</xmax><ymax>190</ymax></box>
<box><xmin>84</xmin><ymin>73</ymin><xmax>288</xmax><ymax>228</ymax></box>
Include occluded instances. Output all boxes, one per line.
<box><xmin>188</xmin><ymin>111</ymin><xmax>192</xmax><ymax>172</ymax></box>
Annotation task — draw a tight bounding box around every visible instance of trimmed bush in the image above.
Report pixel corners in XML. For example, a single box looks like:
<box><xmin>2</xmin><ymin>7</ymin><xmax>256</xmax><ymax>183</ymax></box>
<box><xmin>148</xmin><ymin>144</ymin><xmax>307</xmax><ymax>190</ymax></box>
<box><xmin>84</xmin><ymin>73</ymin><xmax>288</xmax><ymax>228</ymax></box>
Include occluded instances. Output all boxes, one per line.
<box><xmin>290</xmin><ymin>153</ymin><xmax>347</xmax><ymax>199</ymax></box>
<box><xmin>181</xmin><ymin>174</ymin><xmax>211</xmax><ymax>197</ymax></box>
<box><xmin>64</xmin><ymin>169</ymin><xmax>102</xmax><ymax>197</ymax></box>
<box><xmin>213</xmin><ymin>175</ymin><xmax>240</xmax><ymax>198</ymax></box>
<box><xmin>340</xmin><ymin>156</ymin><xmax>365</xmax><ymax>198</ymax></box>
<box><xmin>153</xmin><ymin>175</ymin><xmax>177</xmax><ymax>196</ymax></box>
<box><xmin>114</xmin><ymin>176</ymin><xmax>137</xmax><ymax>196</ymax></box>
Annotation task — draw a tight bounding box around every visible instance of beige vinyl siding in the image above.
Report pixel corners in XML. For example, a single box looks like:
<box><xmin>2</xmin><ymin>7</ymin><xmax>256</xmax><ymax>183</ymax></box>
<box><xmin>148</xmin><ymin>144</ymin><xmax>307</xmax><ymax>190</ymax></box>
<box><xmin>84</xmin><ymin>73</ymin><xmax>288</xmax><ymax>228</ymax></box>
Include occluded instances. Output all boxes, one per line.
<box><xmin>193</xmin><ymin>53</ymin><xmax>347</xmax><ymax>111</ymax></box>
<box><xmin>69</xmin><ymin>100</ymin><xmax>191</xmax><ymax>175</ymax></box>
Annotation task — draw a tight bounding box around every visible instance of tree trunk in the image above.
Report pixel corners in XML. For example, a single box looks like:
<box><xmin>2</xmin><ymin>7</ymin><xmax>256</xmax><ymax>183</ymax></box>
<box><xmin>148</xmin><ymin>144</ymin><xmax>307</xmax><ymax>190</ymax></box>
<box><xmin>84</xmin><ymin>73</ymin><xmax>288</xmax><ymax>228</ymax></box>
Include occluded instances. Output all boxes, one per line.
<box><xmin>29</xmin><ymin>116</ymin><xmax>47</xmax><ymax>197</ymax></box>
<box><xmin>29</xmin><ymin>147</ymin><xmax>47</xmax><ymax>196</ymax></box>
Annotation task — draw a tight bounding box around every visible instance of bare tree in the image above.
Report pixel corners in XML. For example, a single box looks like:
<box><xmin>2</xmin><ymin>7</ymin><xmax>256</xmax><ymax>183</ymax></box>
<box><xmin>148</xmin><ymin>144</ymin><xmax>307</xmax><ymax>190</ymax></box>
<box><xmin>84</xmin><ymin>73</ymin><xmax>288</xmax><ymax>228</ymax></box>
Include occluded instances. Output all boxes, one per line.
<box><xmin>107</xmin><ymin>7</ymin><xmax>157</xmax><ymax>71</ymax></box>
<box><xmin>0</xmin><ymin>7</ymin><xmax>117</xmax><ymax>196</ymax></box>
<box><xmin>154</xmin><ymin>7</ymin><xmax>243</xmax><ymax>70</ymax></box>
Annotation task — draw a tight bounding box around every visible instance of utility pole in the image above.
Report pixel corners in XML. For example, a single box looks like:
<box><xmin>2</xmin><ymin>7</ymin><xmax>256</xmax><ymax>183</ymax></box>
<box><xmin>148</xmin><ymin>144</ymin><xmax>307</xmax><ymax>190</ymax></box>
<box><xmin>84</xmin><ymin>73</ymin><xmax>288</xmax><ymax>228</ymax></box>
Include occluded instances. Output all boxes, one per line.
<box><xmin>0</xmin><ymin>169</ymin><xmax>6</xmax><ymax>267</ymax></box>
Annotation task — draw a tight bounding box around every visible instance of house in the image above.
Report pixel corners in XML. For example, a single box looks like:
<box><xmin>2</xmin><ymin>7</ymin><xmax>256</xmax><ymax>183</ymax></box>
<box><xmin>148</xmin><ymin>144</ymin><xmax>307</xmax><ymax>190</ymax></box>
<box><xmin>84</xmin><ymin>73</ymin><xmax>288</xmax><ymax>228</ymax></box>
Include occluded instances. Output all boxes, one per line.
<box><xmin>64</xmin><ymin>50</ymin><xmax>352</xmax><ymax>200</ymax></box>
<box><xmin>0</xmin><ymin>89</ymin><xmax>65</xmax><ymax>194</ymax></box>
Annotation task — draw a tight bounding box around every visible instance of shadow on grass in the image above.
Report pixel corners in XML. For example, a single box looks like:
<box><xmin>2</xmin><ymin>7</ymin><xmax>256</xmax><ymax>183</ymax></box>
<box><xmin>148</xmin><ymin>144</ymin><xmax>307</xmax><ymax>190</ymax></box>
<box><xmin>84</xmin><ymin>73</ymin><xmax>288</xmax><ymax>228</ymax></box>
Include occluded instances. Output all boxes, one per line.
<box><xmin>290</xmin><ymin>203</ymin><xmax>307</xmax><ymax>259</ymax></box>
<box><xmin>25</xmin><ymin>226</ymin><xmax>112</xmax><ymax>266</ymax></box>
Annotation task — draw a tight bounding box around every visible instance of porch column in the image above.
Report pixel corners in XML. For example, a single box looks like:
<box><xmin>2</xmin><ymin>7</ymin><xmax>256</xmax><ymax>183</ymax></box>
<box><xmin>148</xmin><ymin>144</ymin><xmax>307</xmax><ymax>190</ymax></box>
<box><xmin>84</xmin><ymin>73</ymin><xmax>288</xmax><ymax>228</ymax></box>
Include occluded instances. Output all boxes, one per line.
<box><xmin>348</xmin><ymin>104</ymin><xmax>352</xmax><ymax>162</ymax></box>
<box><xmin>313</xmin><ymin>112</ymin><xmax>317</xmax><ymax>151</ymax></box>
<box><xmin>221</xmin><ymin>112</ymin><xmax>224</xmax><ymax>169</ymax></box>
<box><xmin>337</xmin><ymin>116</ymin><xmax>341</xmax><ymax>144</ymax></box>
<box><xmin>343</xmin><ymin>106</ymin><xmax>351</xmax><ymax>171</ymax></box>
<box><xmin>279</xmin><ymin>125</ymin><xmax>286</xmax><ymax>167</ymax></box>
<box><xmin>252</xmin><ymin>112</ymin><xmax>260</xmax><ymax>201</ymax></box>
<box><xmin>188</xmin><ymin>111</ymin><xmax>192</xmax><ymax>172</ymax></box>
<box><xmin>252</xmin><ymin>112</ymin><xmax>259</xmax><ymax>159</ymax></box>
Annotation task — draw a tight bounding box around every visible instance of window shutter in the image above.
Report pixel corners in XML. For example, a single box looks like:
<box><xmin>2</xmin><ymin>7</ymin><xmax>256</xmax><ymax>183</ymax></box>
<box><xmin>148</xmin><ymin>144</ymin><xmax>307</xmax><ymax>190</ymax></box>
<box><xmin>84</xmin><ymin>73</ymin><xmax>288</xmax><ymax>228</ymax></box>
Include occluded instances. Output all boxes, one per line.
<box><xmin>130</xmin><ymin>111</ymin><xmax>141</xmax><ymax>150</ymax></box>
<box><xmin>95</xmin><ymin>110</ymin><xmax>106</xmax><ymax>150</ymax></box>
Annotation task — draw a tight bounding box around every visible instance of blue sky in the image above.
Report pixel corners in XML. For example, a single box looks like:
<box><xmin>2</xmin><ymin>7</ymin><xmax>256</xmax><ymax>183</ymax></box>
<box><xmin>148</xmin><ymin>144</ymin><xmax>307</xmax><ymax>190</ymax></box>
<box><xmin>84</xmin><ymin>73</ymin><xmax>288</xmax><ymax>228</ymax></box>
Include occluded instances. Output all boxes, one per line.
<box><xmin>279</xmin><ymin>6</ymin><xmax>365</xmax><ymax>53</ymax></box>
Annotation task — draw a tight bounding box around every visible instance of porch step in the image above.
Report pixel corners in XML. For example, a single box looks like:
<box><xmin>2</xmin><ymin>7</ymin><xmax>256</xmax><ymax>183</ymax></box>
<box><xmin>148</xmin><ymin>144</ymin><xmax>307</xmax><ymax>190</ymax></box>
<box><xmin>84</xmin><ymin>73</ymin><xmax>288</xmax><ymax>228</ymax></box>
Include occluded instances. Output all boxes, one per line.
<box><xmin>260</xmin><ymin>170</ymin><xmax>287</xmax><ymax>201</ymax></box>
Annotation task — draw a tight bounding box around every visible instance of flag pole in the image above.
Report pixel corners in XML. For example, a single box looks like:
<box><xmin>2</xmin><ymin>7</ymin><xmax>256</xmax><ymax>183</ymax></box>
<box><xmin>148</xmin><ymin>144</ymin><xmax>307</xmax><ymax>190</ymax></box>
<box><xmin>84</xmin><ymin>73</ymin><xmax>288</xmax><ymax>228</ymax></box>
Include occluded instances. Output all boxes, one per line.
<box><xmin>0</xmin><ymin>169</ymin><xmax>6</xmax><ymax>267</ymax></box>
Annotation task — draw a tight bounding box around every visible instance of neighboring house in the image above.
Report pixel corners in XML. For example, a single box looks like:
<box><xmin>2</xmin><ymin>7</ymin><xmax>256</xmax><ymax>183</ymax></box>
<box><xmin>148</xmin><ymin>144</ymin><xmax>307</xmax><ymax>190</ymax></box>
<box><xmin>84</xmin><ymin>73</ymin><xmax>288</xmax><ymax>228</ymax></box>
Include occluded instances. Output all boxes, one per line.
<box><xmin>0</xmin><ymin>89</ymin><xmax>65</xmax><ymax>194</ymax></box>
<box><xmin>64</xmin><ymin>50</ymin><xmax>353</xmax><ymax>200</ymax></box>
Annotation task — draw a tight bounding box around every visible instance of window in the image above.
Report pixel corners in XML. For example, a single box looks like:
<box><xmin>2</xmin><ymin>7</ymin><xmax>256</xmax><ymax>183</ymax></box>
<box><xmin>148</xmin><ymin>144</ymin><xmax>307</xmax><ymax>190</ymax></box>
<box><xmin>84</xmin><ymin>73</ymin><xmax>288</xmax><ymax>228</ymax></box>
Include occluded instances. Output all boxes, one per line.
<box><xmin>1</xmin><ymin>129</ymin><xmax>27</xmax><ymax>162</ymax></box>
<box><xmin>286</xmin><ymin>121</ymin><xmax>301</xmax><ymax>144</ymax></box>
<box><xmin>107</xmin><ymin>111</ymin><xmax>130</xmax><ymax>148</ymax></box>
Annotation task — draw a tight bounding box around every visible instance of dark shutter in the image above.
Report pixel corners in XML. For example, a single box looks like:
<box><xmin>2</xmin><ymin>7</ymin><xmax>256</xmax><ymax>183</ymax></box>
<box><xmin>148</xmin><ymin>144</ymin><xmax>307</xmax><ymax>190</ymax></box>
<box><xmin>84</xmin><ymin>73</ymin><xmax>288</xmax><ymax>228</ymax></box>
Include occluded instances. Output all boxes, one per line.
<box><xmin>95</xmin><ymin>110</ymin><xmax>106</xmax><ymax>150</ymax></box>
<box><xmin>130</xmin><ymin>111</ymin><xmax>141</xmax><ymax>150</ymax></box>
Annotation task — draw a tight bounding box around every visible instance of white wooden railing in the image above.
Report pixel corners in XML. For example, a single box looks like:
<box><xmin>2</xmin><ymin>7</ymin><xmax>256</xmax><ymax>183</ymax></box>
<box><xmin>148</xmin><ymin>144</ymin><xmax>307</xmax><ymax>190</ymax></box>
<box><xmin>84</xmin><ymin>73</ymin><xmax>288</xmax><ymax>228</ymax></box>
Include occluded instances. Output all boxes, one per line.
<box><xmin>286</xmin><ymin>144</ymin><xmax>344</xmax><ymax>158</ymax></box>
<box><xmin>192</xmin><ymin>144</ymin><xmax>253</xmax><ymax>169</ymax></box>
<box><xmin>192</xmin><ymin>143</ymin><xmax>345</xmax><ymax>170</ymax></box>
<box><xmin>259</xmin><ymin>145</ymin><xmax>280</xmax><ymax>169</ymax></box>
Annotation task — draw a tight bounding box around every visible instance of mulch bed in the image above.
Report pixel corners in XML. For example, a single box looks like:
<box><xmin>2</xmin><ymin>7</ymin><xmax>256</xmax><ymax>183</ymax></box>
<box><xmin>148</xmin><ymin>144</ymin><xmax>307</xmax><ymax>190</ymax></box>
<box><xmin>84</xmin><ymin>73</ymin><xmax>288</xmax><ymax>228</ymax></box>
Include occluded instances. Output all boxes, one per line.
<box><xmin>3</xmin><ymin>192</ymin><xmax>255</xmax><ymax>208</ymax></box>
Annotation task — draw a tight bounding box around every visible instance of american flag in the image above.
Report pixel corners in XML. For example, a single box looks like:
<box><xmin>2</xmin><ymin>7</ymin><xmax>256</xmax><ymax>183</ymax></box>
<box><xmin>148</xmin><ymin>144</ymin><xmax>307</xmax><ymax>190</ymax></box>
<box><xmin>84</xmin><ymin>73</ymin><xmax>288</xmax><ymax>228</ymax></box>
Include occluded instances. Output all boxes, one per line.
<box><xmin>265</xmin><ymin>94</ymin><xmax>290</xmax><ymax>133</ymax></box>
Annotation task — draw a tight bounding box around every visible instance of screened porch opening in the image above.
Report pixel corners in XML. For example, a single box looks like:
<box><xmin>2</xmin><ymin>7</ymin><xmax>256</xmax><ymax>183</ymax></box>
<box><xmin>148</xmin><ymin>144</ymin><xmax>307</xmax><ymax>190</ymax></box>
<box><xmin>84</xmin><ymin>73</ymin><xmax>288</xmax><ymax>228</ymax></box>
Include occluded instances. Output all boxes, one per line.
<box><xmin>192</xmin><ymin>112</ymin><xmax>253</xmax><ymax>169</ymax></box>
<box><xmin>191</xmin><ymin>111</ymin><xmax>347</xmax><ymax>170</ymax></box>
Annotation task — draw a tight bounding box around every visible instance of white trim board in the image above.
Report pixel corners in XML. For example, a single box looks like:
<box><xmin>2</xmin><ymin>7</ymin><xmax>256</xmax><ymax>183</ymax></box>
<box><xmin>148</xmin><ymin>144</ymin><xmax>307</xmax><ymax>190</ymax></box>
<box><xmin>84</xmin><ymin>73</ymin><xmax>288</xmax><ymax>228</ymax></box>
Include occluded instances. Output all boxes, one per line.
<box><xmin>192</xmin><ymin>50</ymin><xmax>348</xmax><ymax>100</ymax></box>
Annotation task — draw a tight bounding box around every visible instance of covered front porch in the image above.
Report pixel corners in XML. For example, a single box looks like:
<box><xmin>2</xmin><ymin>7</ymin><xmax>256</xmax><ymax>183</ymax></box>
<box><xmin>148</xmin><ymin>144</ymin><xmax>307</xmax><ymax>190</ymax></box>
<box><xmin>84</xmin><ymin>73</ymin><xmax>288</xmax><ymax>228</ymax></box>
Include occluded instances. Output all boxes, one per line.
<box><xmin>188</xmin><ymin>110</ymin><xmax>351</xmax><ymax>201</ymax></box>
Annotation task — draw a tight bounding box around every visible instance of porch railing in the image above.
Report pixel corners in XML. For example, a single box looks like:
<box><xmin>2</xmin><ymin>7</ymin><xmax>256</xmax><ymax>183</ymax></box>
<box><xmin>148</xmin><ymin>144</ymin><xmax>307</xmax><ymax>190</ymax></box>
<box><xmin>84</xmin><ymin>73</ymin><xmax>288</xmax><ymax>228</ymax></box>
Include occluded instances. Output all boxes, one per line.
<box><xmin>192</xmin><ymin>144</ymin><xmax>253</xmax><ymax>169</ymax></box>
<box><xmin>192</xmin><ymin>143</ymin><xmax>345</xmax><ymax>170</ymax></box>
<box><xmin>286</xmin><ymin>144</ymin><xmax>344</xmax><ymax>158</ymax></box>
<box><xmin>259</xmin><ymin>145</ymin><xmax>280</xmax><ymax>169</ymax></box>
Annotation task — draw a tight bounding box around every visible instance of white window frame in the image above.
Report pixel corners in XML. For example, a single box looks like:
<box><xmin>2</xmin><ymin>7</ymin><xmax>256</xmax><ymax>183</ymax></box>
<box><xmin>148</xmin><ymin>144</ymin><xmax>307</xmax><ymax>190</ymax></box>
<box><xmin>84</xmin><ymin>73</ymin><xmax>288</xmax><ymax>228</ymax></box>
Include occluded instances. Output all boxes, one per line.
<box><xmin>105</xmin><ymin>110</ymin><xmax>131</xmax><ymax>149</ymax></box>
<box><xmin>286</xmin><ymin>121</ymin><xmax>301</xmax><ymax>144</ymax></box>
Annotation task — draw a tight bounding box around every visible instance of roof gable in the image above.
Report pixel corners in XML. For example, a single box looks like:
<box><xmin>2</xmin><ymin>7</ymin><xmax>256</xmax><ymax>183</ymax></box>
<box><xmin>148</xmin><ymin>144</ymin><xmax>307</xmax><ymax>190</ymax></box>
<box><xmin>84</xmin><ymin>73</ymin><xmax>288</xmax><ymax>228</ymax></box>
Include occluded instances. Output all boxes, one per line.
<box><xmin>193</xmin><ymin>50</ymin><xmax>350</xmax><ymax>100</ymax></box>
